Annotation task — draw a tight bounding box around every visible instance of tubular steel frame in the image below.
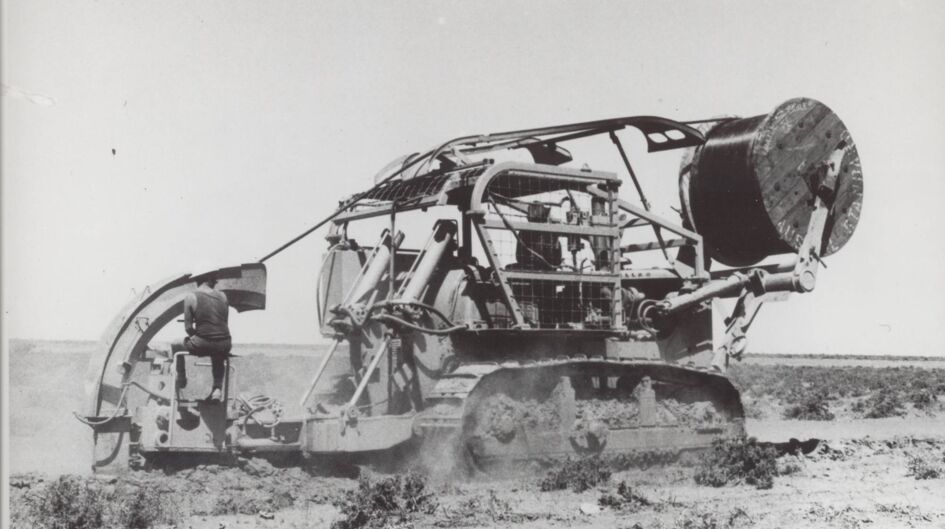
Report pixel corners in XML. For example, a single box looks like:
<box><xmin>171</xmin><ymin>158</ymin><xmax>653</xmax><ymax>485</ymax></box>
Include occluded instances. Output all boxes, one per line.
<box><xmin>325</xmin><ymin>160</ymin><xmax>708</xmax><ymax>333</ymax></box>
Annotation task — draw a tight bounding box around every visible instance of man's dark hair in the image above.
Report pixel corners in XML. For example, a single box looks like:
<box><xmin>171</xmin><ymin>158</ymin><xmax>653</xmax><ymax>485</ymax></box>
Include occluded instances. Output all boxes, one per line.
<box><xmin>196</xmin><ymin>270</ymin><xmax>218</xmax><ymax>287</ymax></box>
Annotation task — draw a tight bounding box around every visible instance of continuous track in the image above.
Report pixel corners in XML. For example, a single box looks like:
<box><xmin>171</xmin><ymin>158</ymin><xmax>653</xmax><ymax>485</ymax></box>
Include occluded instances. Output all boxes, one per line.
<box><xmin>417</xmin><ymin>359</ymin><xmax>745</xmax><ymax>471</ymax></box>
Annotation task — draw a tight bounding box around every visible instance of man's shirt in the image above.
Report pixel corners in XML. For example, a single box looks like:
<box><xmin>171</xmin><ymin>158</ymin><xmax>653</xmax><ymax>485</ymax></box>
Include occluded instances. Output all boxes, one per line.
<box><xmin>184</xmin><ymin>287</ymin><xmax>231</xmax><ymax>340</ymax></box>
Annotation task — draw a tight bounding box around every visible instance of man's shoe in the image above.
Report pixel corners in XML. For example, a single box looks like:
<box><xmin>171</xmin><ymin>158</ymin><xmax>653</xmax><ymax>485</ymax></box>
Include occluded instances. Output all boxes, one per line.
<box><xmin>206</xmin><ymin>388</ymin><xmax>222</xmax><ymax>402</ymax></box>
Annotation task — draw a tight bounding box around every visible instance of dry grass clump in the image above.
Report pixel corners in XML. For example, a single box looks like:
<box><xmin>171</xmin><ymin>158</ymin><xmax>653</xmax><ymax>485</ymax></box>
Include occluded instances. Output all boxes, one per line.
<box><xmin>907</xmin><ymin>455</ymin><xmax>943</xmax><ymax>480</ymax></box>
<box><xmin>782</xmin><ymin>389</ymin><xmax>835</xmax><ymax>421</ymax></box>
<box><xmin>538</xmin><ymin>457</ymin><xmax>612</xmax><ymax>492</ymax></box>
<box><xmin>25</xmin><ymin>476</ymin><xmax>108</xmax><ymax>529</ymax></box>
<box><xmin>854</xmin><ymin>387</ymin><xmax>906</xmax><ymax>418</ymax></box>
<box><xmin>597</xmin><ymin>480</ymin><xmax>652</xmax><ymax>512</ymax></box>
<box><xmin>694</xmin><ymin>437</ymin><xmax>779</xmax><ymax>490</ymax></box>
<box><xmin>436</xmin><ymin>489</ymin><xmax>538</xmax><ymax>526</ymax></box>
<box><xmin>674</xmin><ymin>507</ymin><xmax>751</xmax><ymax>529</ymax></box>
<box><xmin>331</xmin><ymin>472</ymin><xmax>437</xmax><ymax>529</ymax></box>
<box><xmin>909</xmin><ymin>385</ymin><xmax>937</xmax><ymax>410</ymax></box>
<box><xmin>729</xmin><ymin>364</ymin><xmax>944</xmax><ymax>420</ymax></box>
<box><xmin>20</xmin><ymin>475</ymin><xmax>176</xmax><ymax>529</ymax></box>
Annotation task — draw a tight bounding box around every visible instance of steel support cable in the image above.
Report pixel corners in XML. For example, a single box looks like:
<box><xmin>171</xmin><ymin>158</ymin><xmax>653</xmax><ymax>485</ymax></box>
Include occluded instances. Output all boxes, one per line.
<box><xmin>608</xmin><ymin>131</ymin><xmax>670</xmax><ymax>261</ymax></box>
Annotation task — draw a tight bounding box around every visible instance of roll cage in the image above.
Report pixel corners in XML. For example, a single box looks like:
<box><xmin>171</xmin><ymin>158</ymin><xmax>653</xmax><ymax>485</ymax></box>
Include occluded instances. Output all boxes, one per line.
<box><xmin>316</xmin><ymin>115</ymin><xmax>710</xmax><ymax>332</ymax></box>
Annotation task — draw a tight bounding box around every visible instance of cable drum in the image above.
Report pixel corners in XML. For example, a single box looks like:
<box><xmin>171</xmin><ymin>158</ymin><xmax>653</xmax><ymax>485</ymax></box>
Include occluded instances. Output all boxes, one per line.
<box><xmin>680</xmin><ymin>98</ymin><xmax>864</xmax><ymax>267</ymax></box>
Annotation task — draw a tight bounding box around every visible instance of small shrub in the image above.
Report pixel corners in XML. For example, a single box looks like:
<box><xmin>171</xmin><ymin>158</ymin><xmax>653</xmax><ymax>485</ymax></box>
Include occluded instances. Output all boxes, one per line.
<box><xmin>113</xmin><ymin>485</ymin><xmax>176</xmax><ymax>529</ymax></box>
<box><xmin>27</xmin><ymin>476</ymin><xmax>109</xmax><ymax>529</ymax></box>
<box><xmin>675</xmin><ymin>511</ymin><xmax>720</xmax><ymax>529</ymax></box>
<box><xmin>728</xmin><ymin>364</ymin><xmax>945</xmax><ymax>417</ymax></box>
<box><xmin>675</xmin><ymin>507</ymin><xmax>751</xmax><ymax>529</ymax></box>
<box><xmin>862</xmin><ymin>388</ymin><xmax>906</xmax><ymax>418</ymax></box>
<box><xmin>437</xmin><ymin>490</ymin><xmax>526</xmax><ymax>526</ymax></box>
<box><xmin>782</xmin><ymin>390</ymin><xmax>835</xmax><ymax>421</ymax></box>
<box><xmin>213</xmin><ymin>487</ymin><xmax>294</xmax><ymax>515</ymax></box>
<box><xmin>910</xmin><ymin>388</ymin><xmax>937</xmax><ymax>410</ymax></box>
<box><xmin>694</xmin><ymin>437</ymin><xmax>778</xmax><ymax>490</ymax></box>
<box><xmin>740</xmin><ymin>398</ymin><xmax>766</xmax><ymax>420</ymax></box>
<box><xmin>24</xmin><ymin>477</ymin><xmax>179</xmax><ymax>529</ymax></box>
<box><xmin>597</xmin><ymin>481</ymin><xmax>651</xmax><ymax>512</ymax></box>
<box><xmin>907</xmin><ymin>455</ymin><xmax>942</xmax><ymax>480</ymax></box>
<box><xmin>777</xmin><ymin>455</ymin><xmax>803</xmax><ymax>476</ymax></box>
<box><xmin>539</xmin><ymin>457</ymin><xmax>611</xmax><ymax>492</ymax></box>
<box><xmin>332</xmin><ymin>472</ymin><xmax>437</xmax><ymax>529</ymax></box>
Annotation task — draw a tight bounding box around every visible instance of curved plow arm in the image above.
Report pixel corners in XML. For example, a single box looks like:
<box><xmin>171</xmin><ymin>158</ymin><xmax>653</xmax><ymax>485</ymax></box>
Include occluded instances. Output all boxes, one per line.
<box><xmin>84</xmin><ymin>263</ymin><xmax>267</xmax><ymax>417</ymax></box>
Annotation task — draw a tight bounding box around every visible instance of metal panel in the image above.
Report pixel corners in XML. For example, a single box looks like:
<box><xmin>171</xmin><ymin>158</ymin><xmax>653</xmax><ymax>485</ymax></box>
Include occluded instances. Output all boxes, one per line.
<box><xmin>302</xmin><ymin>414</ymin><xmax>415</xmax><ymax>453</ymax></box>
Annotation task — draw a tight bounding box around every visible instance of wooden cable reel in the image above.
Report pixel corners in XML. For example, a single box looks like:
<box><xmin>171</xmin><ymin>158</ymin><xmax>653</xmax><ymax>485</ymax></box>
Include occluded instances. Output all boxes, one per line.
<box><xmin>680</xmin><ymin>98</ymin><xmax>864</xmax><ymax>267</ymax></box>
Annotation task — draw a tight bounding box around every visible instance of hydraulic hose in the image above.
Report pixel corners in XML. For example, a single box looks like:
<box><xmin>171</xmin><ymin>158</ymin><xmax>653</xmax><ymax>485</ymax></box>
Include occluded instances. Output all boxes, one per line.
<box><xmin>74</xmin><ymin>381</ymin><xmax>170</xmax><ymax>427</ymax></box>
<box><xmin>373</xmin><ymin>314</ymin><xmax>466</xmax><ymax>336</ymax></box>
<box><xmin>237</xmin><ymin>393</ymin><xmax>283</xmax><ymax>429</ymax></box>
<box><xmin>370</xmin><ymin>299</ymin><xmax>458</xmax><ymax>329</ymax></box>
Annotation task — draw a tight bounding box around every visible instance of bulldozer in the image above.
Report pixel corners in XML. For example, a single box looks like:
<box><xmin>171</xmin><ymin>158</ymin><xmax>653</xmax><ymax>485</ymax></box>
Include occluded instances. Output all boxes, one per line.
<box><xmin>79</xmin><ymin>97</ymin><xmax>863</xmax><ymax>473</ymax></box>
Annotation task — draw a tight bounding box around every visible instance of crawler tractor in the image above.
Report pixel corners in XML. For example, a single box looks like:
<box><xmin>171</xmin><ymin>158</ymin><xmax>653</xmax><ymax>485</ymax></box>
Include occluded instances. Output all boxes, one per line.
<box><xmin>80</xmin><ymin>98</ymin><xmax>863</xmax><ymax>473</ymax></box>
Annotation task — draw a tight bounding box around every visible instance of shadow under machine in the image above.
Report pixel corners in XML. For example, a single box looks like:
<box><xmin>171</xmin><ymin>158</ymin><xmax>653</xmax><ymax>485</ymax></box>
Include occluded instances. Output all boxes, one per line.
<box><xmin>79</xmin><ymin>97</ymin><xmax>863</xmax><ymax>473</ymax></box>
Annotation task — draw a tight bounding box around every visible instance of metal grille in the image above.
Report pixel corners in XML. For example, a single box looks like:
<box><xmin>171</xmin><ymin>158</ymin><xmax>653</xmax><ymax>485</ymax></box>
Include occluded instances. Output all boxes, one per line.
<box><xmin>510</xmin><ymin>278</ymin><xmax>614</xmax><ymax>329</ymax></box>
<box><xmin>487</xmin><ymin>172</ymin><xmax>591</xmax><ymax>202</ymax></box>
<box><xmin>354</xmin><ymin>165</ymin><xmax>487</xmax><ymax>206</ymax></box>
<box><xmin>483</xmin><ymin>175</ymin><xmax>614</xmax><ymax>272</ymax></box>
<box><xmin>477</xmin><ymin>171</ymin><xmax>619</xmax><ymax>330</ymax></box>
<box><xmin>485</xmin><ymin>227</ymin><xmax>612</xmax><ymax>272</ymax></box>
<box><xmin>486</xmin><ymin>173</ymin><xmax>597</xmax><ymax>221</ymax></box>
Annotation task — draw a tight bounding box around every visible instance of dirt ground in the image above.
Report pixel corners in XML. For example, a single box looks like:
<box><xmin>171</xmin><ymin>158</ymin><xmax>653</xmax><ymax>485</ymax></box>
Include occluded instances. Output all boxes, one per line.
<box><xmin>9</xmin><ymin>436</ymin><xmax>945</xmax><ymax>529</ymax></box>
<box><xmin>7</xmin><ymin>340</ymin><xmax>945</xmax><ymax>528</ymax></box>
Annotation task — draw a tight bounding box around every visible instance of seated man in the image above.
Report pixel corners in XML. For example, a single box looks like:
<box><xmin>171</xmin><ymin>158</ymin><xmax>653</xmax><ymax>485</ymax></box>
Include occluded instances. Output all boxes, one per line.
<box><xmin>514</xmin><ymin>203</ymin><xmax>562</xmax><ymax>271</ymax></box>
<box><xmin>171</xmin><ymin>271</ymin><xmax>231</xmax><ymax>402</ymax></box>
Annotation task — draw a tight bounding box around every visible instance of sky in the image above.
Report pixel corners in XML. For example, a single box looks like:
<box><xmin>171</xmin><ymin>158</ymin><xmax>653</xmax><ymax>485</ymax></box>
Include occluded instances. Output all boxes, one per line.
<box><xmin>2</xmin><ymin>0</ymin><xmax>944</xmax><ymax>355</ymax></box>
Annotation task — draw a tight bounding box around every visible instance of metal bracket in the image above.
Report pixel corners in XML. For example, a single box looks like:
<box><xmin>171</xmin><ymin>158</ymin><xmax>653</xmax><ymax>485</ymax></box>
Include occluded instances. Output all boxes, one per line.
<box><xmin>789</xmin><ymin>146</ymin><xmax>846</xmax><ymax>293</ymax></box>
<box><xmin>711</xmin><ymin>146</ymin><xmax>846</xmax><ymax>370</ymax></box>
<box><xmin>134</xmin><ymin>317</ymin><xmax>150</xmax><ymax>333</ymax></box>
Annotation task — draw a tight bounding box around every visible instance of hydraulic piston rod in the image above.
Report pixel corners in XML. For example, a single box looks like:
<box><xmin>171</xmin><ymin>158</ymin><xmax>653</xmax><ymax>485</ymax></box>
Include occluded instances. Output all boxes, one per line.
<box><xmin>346</xmin><ymin>231</ymin><xmax>405</xmax><ymax>306</ymax></box>
<box><xmin>342</xmin><ymin>220</ymin><xmax>457</xmax><ymax>417</ymax></box>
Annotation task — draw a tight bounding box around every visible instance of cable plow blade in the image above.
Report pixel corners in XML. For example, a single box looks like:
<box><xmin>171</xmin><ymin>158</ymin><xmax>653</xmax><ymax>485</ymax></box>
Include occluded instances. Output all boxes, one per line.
<box><xmin>81</xmin><ymin>263</ymin><xmax>266</xmax><ymax>473</ymax></box>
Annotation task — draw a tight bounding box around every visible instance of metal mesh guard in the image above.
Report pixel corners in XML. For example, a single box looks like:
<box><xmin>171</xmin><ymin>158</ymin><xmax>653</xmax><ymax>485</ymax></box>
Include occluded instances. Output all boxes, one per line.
<box><xmin>355</xmin><ymin>166</ymin><xmax>488</xmax><ymax>205</ymax></box>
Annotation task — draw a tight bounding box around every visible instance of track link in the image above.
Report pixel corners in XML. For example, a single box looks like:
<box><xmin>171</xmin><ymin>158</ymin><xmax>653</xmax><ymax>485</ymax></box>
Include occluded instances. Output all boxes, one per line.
<box><xmin>418</xmin><ymin>359</ymin><xmax>745</xmax><ymax>471</ymax></box>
